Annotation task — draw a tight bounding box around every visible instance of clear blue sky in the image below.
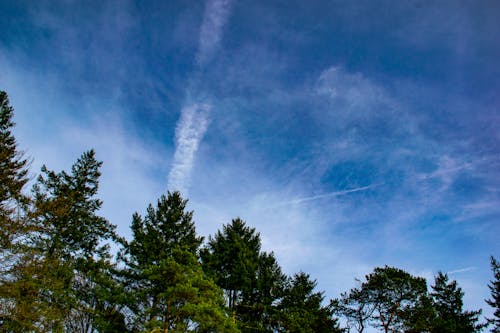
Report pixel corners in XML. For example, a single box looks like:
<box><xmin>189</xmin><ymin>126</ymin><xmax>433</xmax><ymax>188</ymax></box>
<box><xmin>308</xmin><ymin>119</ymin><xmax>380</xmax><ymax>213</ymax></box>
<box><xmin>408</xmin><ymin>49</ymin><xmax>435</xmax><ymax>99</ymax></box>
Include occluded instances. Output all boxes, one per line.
<box><xmin>1</xmin><ymin>0</ymin><xmax>499</xmax><ymax>319</ymax></box>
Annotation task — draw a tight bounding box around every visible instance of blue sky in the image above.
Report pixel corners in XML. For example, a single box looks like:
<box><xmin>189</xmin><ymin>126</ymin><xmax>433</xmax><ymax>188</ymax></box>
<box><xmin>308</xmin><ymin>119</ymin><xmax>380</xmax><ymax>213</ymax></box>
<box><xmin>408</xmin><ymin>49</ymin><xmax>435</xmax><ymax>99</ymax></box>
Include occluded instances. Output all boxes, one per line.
<box><xmin>1</xmin><ymin>0</ymin><xmax>499</xmax><ymax>321</ymax></box>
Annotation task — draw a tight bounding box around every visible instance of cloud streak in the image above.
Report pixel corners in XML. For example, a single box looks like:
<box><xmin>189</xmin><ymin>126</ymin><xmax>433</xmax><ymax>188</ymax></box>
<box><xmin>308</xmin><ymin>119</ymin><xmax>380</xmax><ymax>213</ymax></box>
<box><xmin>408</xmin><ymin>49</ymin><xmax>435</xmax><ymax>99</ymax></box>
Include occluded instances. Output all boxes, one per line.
<box><xmin>167</xmin><ymin>0</ymin><xmax>232</xmax><ymax>194</ymax></box>
<box><xmin>167</xmin><ymin>103</ymin><xmax>211</xmax><ymax>194</ymax></box>
<box><xmin>197</xmin><ymin>0</ymin><xmax>232</xmax><ymax>67</ymax></box>
<box><xmin>448</xmin><ymin>267</ymin><xmax>477</xmax><ymax>275</ymax></box>
<box><xmin>269</xmin><ymin>183</ymin><xmax>383</xmax><ymax>208</ymax></box>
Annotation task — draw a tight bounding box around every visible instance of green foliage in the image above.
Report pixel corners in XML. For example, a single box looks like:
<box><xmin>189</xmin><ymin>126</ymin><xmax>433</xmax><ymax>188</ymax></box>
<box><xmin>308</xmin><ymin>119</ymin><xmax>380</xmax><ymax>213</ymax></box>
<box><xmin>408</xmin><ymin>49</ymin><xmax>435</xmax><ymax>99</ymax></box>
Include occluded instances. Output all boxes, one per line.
<box><xmin>363</xmin><ymin>266</ymin><xmax>428</xmax><ymax>333</ymax></box>
<box><xmin>201</xmin><ymin>218</ymin><xmax>261</xmax><ymax>312</ymax></box>
<box><xmin>122</xmin><ymin>192</ymin><xmax>237</xmax><ymax>332</ymax></box>
<box><xmin>331</xmin><ymin>283</ymin><xmax>375</xmax><ymax>333</ymax></box>
<box><xmin>430</xmin><ymin>272</ymin><xmax>484</xmax><ymax>333</ymax></box>
<box><xmin>0</xmin><ymin>91</ymin><xmax>29</xmax><ymax>261</ymax></box>
<box><xmin>486</xmin><ymin>256</ymin><xmax>500</xmax><ymax>332</ymax></box>
<box><xmin>32</xmin><ymin>150</ymin><xmax>116</xmax><ymax>259</ymax></box>
<box><xmin>0</xmin><ymin>91</ymin><xmax>28</xmax><ymax>209</ymax></box>
<box><xmin>237</xmin><ymin>252</ymin><xmax>287</xmax><ymax>332</ymax></box>
<box><xmin>278</xmin><ymin>272</ymin><xmax>340</xmax><ymax>333</ymax></box>
<box><xmin>332</xmin><ymin>266</ymin><xmax>430</xmax><ymax>333</ymax></box>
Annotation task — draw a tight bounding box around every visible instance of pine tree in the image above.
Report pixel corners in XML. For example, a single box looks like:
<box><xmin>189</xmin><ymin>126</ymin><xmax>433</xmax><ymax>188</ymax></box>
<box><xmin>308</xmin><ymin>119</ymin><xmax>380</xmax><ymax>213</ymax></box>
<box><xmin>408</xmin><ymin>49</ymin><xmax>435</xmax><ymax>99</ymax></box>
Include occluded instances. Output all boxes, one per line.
<box><xmin>331</xmin><ymin>283</ymin><xmax>375</xmax><ymax>333</ymax></box>
<box><xmin>430</xmin><ymin>271</ymin><xmax>484</xmax><ymax>333</ymax></box>
<box><xmin>121</xmin><ymin>192</ymin><xmax>237</xmax><ymax>332</ymax></box>
<box><xmin>278</xmin><ymin>272</ymin><xmax>340</xmax><ymax>333</ymax></box>
<box><xmin>238</xmin><ymin>251</ymin><xmax>287</xmax><ymax>332</ymax></box>
<box><xmin>486</xmin><ymin>257</ymin><xmax>500</xmax><ymax>332</ymax></box>
<box><xmin>362</xmin><ymin>266</ymin><xmax>428</xmax><ymax>333</ymax></box>
<box><xmin>0</xmin><ymin>90</ymin><xmax>29</xmax><ymax>252</ymax></box>
<box><xmin>201</xmin><ymin>218</ymin><xmax>261</xmax><ymax>314</ymax></box>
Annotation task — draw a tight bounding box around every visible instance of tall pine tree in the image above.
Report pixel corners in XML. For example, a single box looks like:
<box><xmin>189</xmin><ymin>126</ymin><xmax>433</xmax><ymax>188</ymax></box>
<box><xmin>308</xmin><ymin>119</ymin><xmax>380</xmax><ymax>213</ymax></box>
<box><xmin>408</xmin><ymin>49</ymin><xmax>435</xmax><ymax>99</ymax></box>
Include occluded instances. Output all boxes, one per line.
<box><xmin>430</xmin><ymin>272</ymin><xmax>484</xmax><ymax>333</ymax></box>
<box><xmin>0</xmin><ymin>90</ymin><xmax>29</xmax><ymax>252</ymax></box>
<box><xmin>486</xmin><ymin>257</ymin><xmax>500</xmax><ymax>332</ymax></box>
<box><xmin>278</xmin><ymin>272</ymin><xmax>340</xmax><ymax>333</ymax></box>
<box><xmin>121</xmin><ymin>192</ymin><xmax>237</xmax><ymax>332</ymax></box>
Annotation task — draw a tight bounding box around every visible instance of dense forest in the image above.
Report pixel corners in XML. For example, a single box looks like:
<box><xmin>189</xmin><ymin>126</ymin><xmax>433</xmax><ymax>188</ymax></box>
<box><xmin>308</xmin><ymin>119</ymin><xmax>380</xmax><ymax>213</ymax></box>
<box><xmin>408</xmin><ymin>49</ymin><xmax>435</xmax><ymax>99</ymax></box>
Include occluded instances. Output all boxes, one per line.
<box><xmin>1</xmin><ymin>90</ymin><xmax>499</xmax><ymax>332</ymax></box>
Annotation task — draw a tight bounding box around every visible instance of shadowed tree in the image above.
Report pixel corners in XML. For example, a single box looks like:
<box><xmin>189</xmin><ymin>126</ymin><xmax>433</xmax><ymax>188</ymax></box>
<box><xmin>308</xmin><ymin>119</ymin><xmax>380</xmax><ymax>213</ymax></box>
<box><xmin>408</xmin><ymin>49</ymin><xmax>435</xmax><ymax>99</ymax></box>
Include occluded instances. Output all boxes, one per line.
<box><xmin>430</xmin><ymin>272</ymin><xmax>484</xmax><ymax>333</ymax></box>
<box><xmin>201</xmin><ymin>218</ymin><xmax>261</xmax><ymax>313</ymax></box>
<box><xmin>238</xmin><ymin>251</ymin><xmax>287</xmax><ymax>332</ymax></box>
<box><xmin>0</xmin><ymin>90</ymin><xmax>29</xmax><ymax>257</ymax></box>
<box><xmin>277</xmin><ymin>272</ymin><xmax>341</xmax><ymax>333</ymax></box>
<box><xmin>331</xmin><ymin>282</ymin><xmax>375</xmax><ymax>333</ymax></box>
<box><xmin>32</xmin><ymin>150</ymin><xmax>121</xmax><ymax>331</ymax></box>
<box><xmin>121</xmin><ymin>192</ymin><xmax>237</xmax><ymax>332</ymax></box>
<box><xmin>362</xmin><ymin>266</ymin><xmax>428</xmax><ymax>333</ymax></box>
<box><xmin>486</xmin><ymin>256</ymin><xmax>500</xmax><ymax>332</ymax></box>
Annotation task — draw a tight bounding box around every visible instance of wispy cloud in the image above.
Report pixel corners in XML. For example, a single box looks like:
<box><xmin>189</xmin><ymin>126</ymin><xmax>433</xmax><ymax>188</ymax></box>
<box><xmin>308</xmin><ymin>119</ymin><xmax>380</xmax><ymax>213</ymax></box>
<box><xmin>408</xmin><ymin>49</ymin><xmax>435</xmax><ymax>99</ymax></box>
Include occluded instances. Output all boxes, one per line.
<box><xmin>167</xmin><ymin>0</ymin><xmax>232</xmax><ymax>195</ymax></box>
<box><xmin>276</xmin><ymin>184</ymin><xmax>382</xmax><ymax>206</ymax></box>
<box><xmin>448</xmin><ymin>266</ymin><xmax>477</xmax><ymax>275</ymax></box>
<box><xmin>196</xmin><ymin>0</ymin><xmax>232</xmax><ymax>67</ymax></box>
<box><xmin>167</xmin><ymin>103</ymin><xmax>211</xmax><ymax>194</ymax></box>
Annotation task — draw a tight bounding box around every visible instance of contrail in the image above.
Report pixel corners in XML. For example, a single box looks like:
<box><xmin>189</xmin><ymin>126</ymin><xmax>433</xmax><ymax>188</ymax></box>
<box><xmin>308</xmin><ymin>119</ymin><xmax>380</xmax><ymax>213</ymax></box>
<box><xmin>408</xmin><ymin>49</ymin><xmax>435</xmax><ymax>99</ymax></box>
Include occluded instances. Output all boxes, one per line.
<box><xmin>265</xmin><ymin>183</ymin><xmax>382</xmax><ymax>209</ymax></box>
<box><xmin>286</xmin><ymin>184</ymin><xmax>381</xmax><ymax>205</ymax></box>
<box><xmin>167</xmin><ymin>103</ymin><xmax>211</xmax><ymax>194</ymax></box>
<box><xmin>167</xmin><ymin>0</ymin><xmax>232</xmax><ymax>195</ymax></box>
<box><xmin>197</xmin><ymin>0</ymin><xmax>232</xmax><ymax>67</ymax></box>
<box><xmin>448</xmin><ymin>267</ymin><xmax>476</xmax><ymax>275</ymax></box>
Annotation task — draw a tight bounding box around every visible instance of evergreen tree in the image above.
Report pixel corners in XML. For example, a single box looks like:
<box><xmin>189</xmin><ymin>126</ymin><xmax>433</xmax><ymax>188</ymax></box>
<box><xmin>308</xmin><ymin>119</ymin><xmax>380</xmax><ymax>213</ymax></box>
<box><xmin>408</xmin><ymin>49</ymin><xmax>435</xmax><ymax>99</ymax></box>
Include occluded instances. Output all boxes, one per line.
<box><xmin>1</xmin><ymin>150</ymin><xmax>121</xmax><ymax>331</ymax></box>
<box><xmin>0</xmin><ymin>90</ymin><xmax>29</xmax><ymax>255</ymax></box>
<box><xmin>201</xmin><ymin>218</ymin><xmax>261</xmax><ymax>313</ymax></box>
<box><xmin>277</xmin><ymin>272</ymin><xmax>340</xmax><ymax>333</ymax></box>
<box><xmin>430</xmin><ymin>272</ymin><xmax>484</xmax><ymax>333</ymax></box>
<box><xmin>121</xmin><ymin>192</ymin><xmax>237</xmax><ymax>332</ymax></box>
<box><xmin>32</xmin><ymin>150</ymin><xmax>121</xmax><ymax>331</ymax></box>
<box><xmin>486</xmin><ymin>256</ymin><xmax>500</xmax><ymax>332</ymax></box>
<box><xmin>238</xmin><ymin>251</ymin><xmax>287</xmax><ymax>332</ymax></box>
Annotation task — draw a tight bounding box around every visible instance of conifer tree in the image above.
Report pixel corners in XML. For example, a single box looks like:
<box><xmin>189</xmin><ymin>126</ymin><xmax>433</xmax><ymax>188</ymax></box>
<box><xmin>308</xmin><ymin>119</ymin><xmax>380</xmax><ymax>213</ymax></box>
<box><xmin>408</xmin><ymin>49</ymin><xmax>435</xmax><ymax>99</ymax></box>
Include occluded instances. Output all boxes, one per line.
<box><xmin>0</xmin><ymin>90</ymin><xmax>29</xmax><ymax>252</ymax></box>
<box><xmin>201</xmin><ymin>218</ymin><xmax>261</xmax><ymax>313</ymax></box>
<box><xmin>278</xmin><ymin>272</ymin><xmax>340</xmax><ymax>333</ymax></box>
<box><xmin>33</xmin><ymin>150</ymin><xmax>121</xmax><ymax>331</ymax></box>
<box><xmin>486</xmin><ymin>257</ymin><xmax>500</xmax><ymax>332</ymax></box>
<box><xmin>121</xmin><ymin>192</ymin><xmax>237</xmax><ymax>332</ymax></box>
<box><xmin>430</xmin><ymin>271</ymin><xmax>484</xmax><ymax>333</ymax></box>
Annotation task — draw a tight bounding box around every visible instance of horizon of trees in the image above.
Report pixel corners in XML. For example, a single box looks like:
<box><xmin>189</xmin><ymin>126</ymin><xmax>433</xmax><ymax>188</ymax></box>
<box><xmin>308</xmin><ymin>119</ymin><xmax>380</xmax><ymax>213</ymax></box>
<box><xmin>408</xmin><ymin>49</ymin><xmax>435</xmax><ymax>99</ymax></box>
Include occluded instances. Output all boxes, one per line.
<box><xmin>1</xmin><ymin>90</ymin><xmax>499</xmax><ymax>332</ymax></box>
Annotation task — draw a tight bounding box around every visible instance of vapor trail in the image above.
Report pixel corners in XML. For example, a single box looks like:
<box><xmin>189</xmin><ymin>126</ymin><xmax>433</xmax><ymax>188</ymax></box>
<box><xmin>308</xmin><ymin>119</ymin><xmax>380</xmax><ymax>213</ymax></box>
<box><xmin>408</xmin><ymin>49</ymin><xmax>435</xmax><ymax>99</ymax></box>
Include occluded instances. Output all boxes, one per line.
<box><xmin>167</xmin><ymin>104</ymin><xmax>211</xmax><ymax>194</ymax></box>
<box><xmin>167</xmin><ymin>0</ymin><xmax>232</xmax><ymax>195</ymax></box>
<box><xmin>280</xmin><ymin>184</ymin><xmax>382</xmax><ymax>206</ymax></box>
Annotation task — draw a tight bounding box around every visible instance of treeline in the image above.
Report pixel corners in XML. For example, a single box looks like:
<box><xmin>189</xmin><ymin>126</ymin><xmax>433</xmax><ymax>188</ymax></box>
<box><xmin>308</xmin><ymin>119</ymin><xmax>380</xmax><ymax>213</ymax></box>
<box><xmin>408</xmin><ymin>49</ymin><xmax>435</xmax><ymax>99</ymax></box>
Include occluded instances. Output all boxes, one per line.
<box><xmin>0</xmin><ymin>90</ymin><xmax>499</xmax><ymax>332</ymax></box>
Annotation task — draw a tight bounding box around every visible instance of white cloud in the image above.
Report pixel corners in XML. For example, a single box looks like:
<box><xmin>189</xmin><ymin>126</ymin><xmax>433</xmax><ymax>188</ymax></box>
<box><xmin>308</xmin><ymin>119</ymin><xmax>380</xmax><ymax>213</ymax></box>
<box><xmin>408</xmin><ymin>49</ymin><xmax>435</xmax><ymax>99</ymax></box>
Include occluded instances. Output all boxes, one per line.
<box><xmin>167</xmin><ymin>0</ymin><xmax>233</xmax><ymax>195</ymax></box>
<box><xmin>448</xmin><ymin>266</ymin><xmax>477</xmax><ymax>275</ymax></box>
<box><xmin>167</xmin><ymin>103</ymin><xmax>211</xmax><ymax>195</ymax></box>
<box><xmin>197</xmin><ymin>0</ymin><xmax>232</xmax><ymax>66</ymax></box>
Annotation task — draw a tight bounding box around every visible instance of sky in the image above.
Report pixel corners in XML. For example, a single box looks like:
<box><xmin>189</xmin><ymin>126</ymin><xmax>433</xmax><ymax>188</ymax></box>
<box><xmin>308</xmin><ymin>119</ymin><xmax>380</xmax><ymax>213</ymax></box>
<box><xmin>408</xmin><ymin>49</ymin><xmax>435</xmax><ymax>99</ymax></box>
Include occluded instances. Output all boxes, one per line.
<box><xmin>1</xmin><ymin>0</ymin><xmax>499</xmax><ymax>323</ymax></box>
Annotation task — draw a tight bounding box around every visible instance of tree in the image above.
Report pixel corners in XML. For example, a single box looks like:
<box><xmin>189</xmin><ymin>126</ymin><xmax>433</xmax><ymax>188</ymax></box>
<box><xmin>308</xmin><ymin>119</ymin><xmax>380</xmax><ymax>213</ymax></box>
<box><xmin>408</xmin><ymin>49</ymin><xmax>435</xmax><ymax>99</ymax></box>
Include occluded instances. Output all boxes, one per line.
<box><xmin>0</xmin><ymin>90</ymin><xmax>29</xmax><ymax>258</ymax></box>
<box><xmin>430</xmin><ymin>272</ymin><xmax>484</xmax><ymax>333</ymax></box>
<box><xmin>331</xmin><ymin>282</ymin><xmax>375</xmax><ymax>333</ymax></box>
<box><xmin>486</xmin><ymin>256</ymin><xmax>500</xmax><ymax>332</ymax></box>
<box><xmin>31</xmin><ymin>150</ymin><xmax>116</xmax><ymax>259</ymax></box>
<box><xmin>1</xmin><ymin>150</ymin><xmax>122</xmax><ymax>331</ymax></box>
<box><xmin>277</xmin><ymin>272</ymin><xmax>340</xmax><ymax>333</ymax></box>
<box><xmin>237</xmin><ymin>251</ymin><xmax>287</xmax><ymax>332</ymax></box>
<box><xmin>121</xmin><ymin>192</ymin><xmax>237</xmax><ymax>332</ymax></box>
<box><xmin>362</xmin><ymin>266</ymin><xmax>428</xmax><ymax>333</ymax></box>
<box><xmin>32</xmin><ymin>150</ymin><xmax>121</xmax><ymax>331</ymax></box>
<box><xmin>201</xmin><ymin>218</ymin><xmax>261</xmax><ymax>313</ymax></box>
<box><xmin>0</xmin><ymin>90</ymin><xmax>31</xmax><ymax>329</ymax></box>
